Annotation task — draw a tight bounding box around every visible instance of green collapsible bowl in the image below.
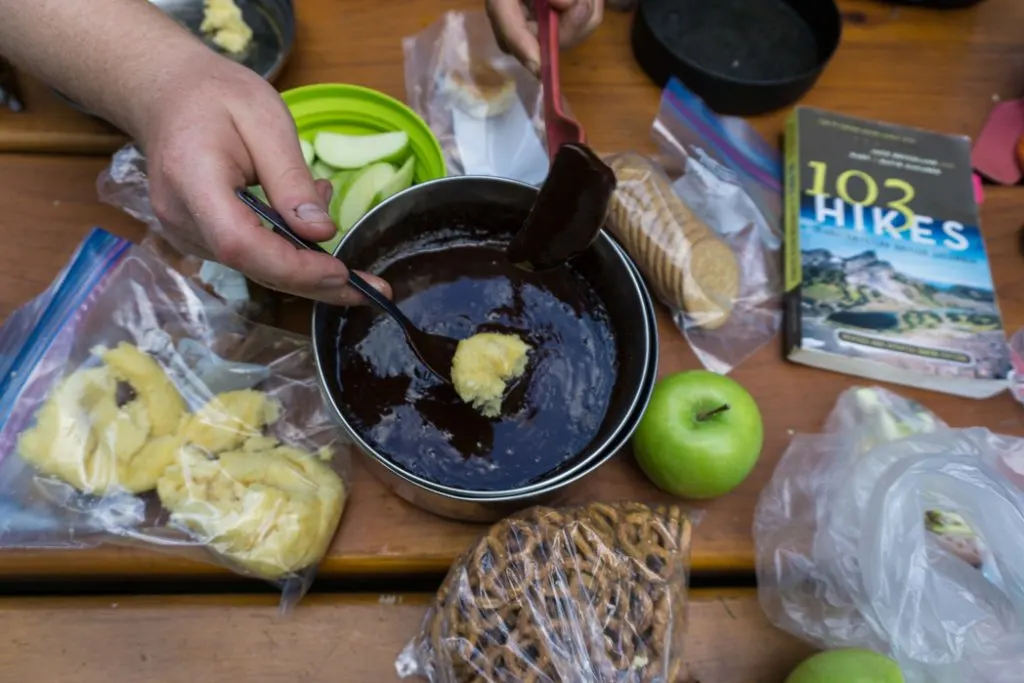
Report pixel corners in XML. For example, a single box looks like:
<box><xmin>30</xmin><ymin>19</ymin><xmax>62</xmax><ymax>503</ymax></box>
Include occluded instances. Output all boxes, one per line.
<box><xmin>281</xmin><ymin>83</ymin><xmax>446</xmax><ymax>183</ymax></box>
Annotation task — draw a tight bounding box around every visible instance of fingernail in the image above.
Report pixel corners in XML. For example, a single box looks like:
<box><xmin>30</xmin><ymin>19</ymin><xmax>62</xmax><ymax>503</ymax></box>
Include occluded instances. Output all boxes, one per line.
<box><xmin>357</xmin><ymin>273</ymin><xmax>390</xmax><ymax>294</ymax></box>
<box><xmin>318</xmin><ymin>275</ymin><xmax>349</xmax><ymax>289</ymax></box>
<box><xmin>526</xmin><ymin>60</ymin><xmax>540</xmax><ymax>77</ymax></box>
<box><xmin>295</xmin><ymin>203</ymin><xmax>331</xmax><ymax>222</ymax></box>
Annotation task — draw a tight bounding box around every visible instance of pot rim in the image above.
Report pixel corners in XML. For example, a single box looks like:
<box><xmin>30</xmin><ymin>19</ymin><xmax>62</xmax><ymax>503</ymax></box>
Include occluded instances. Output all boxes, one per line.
<box><xmin>311</xmin><ymin>175</ymin><xmax>659</xmax><ymax>502</ymax></box>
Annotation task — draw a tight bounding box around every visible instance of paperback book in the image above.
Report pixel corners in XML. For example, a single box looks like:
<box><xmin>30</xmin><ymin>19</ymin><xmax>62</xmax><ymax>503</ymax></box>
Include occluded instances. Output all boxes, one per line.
<box><xmin>783</xmin><ymin>107</ymin><xmax>1011</xmax><ymax>398</ymax></box>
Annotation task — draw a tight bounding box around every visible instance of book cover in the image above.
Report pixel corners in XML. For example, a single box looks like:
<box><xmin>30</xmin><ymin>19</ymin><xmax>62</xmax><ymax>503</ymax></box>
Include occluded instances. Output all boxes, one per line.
<box><xmin>784</xmin><ymin>107</ymin><xmax>1011</xmax><ymax>397</ymax></box>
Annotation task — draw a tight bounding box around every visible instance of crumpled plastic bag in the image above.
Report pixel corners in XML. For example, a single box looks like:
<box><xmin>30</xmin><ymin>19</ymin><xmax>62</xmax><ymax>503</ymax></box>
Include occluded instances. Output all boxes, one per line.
<box><xmin>755</xmin><ymin>386</ymin><xmax>1024</xmax><ymax>683</ymax></box>
<box><xmin>1010</xmin><ymin>327</ymin><xmax>1024</xmax><ymax>406</ymax></box>
<box><xmin>96</xmin><ymin>143</ymin><xmax>275</xmax><ymax>323</ymax></box>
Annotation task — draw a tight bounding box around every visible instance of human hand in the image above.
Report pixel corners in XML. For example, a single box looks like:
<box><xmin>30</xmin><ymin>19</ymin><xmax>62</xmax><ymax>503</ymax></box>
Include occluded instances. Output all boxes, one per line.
<box><xmin>136</xmin><ymin>52</ymin><xmax>391</xmax><ymax>306</ymax></box>
<box><xmin>485</xmin><ymin>0</ymin><xmax>604</xmax><ymax>76</ymax></box>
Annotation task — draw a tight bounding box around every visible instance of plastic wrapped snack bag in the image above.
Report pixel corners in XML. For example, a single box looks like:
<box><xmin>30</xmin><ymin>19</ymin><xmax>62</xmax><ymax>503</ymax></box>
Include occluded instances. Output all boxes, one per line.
<box><xmin>754</xmin><ymin>386</ymin><xmax>1024</xmax><ymax>683</ymax></box>
<box><xmin>0</xmin><ymin>228</ymin><xmax>350</xmax><ymax>611</ymax></box>
<box><xmin>1010</xmin><ymin>327</ymin><xmax>1024</xmax><ymax>406</ymax></box>
<box><xmin>403</xmin><ymin>10</ymin><xmax>554</xmax><ymax>186</ymax></box>
<box><xmin>396</xmin><ymin>502</ymin><xmax>697</xmax><ymax>683</ymax></box>
<box><xmin>96</xmin><ymin>144</ymin><xmax>272</xmax><ymax>321</ymax></box>
<box><xmin>604</xmin><ymin>78</ymin><xmax>783</xmax><ymax>374</ymax></box>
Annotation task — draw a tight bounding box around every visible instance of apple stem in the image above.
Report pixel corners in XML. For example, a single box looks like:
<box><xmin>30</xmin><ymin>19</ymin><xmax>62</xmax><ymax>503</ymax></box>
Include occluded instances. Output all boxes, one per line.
<box><xmin>697</xmin><ymin>404</ymin><xmax>730</xmax><ymax>422</ymax></box>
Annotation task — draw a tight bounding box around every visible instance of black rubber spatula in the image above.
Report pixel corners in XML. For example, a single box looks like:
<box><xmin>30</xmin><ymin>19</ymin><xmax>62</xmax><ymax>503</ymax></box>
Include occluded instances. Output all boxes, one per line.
<box><xmin>506</xmin><ymin>0</ymin><xmax>617</xmax><ymax>271</ymax></box>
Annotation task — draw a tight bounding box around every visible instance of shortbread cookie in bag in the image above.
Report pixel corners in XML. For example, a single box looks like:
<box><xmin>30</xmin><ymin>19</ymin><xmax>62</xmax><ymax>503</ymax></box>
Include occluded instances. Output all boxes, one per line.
<box><xmin>606</xmin><ymin>153</ymin><xmax>740</xmax><ymax>330</ymax></box>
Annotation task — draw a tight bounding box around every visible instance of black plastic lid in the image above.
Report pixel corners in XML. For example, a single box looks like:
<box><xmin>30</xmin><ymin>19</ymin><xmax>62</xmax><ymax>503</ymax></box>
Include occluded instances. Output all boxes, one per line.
<box><xmin>631</xmin><ymin>0</ymin><xmax>842</xmax><ymax>116</ymax></box>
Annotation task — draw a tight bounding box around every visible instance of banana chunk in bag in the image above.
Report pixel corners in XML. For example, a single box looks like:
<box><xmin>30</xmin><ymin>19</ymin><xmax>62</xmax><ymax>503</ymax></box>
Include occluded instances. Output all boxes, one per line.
<box><xmin>17</xmin><ymin>342</ymin><xmax>186</xmax><ymax>494</ymax></box>
<box><xmin>157</xmin><ymin>439</ymin><xmax>345</xmax><ymax>579</ymax></box>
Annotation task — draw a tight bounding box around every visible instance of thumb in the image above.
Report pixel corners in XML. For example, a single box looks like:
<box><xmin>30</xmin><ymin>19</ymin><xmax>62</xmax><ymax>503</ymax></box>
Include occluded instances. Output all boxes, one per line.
<box><xmin>238</xmin><ymin>109</ymin><xmax>337</xmax><ymax>244</ymax></box>
<box><xmin>487</xmin><ymin>0</ymin><xmax>540</xmax><ymax>73</ymax></box>
<box><xmin>554</xmin><ymin>0</ymin><xmax>602</xmax><ymax>48</ymax></box>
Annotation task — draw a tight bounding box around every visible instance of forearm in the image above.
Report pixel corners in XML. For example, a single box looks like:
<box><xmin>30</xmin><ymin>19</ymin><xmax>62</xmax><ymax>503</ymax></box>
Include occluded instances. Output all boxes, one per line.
<box><xmin>0</xmin><ymin>0</ymin><xmax>213</xmax><ymax>140</ymax></box>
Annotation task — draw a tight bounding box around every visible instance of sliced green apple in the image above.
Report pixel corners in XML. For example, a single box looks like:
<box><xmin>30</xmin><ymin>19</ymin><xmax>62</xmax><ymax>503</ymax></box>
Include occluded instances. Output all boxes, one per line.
<box><xmin>311</xmin><ymin>160</ymin><xmax>335</xmax><ymax>180</ymax></box>
<box><xmin>330</xmin><ymin>170</ymin><xmax>355</xmax><ymax>194</ymax></box>
<box><xmin>299</xmin><ymin>138</ymin><xmax>316</xmax><ymax>166</ymax></box>
<box><xmin>333</xmin><ymin>162</ymin><xmax>396</xmax><ymax>234</ymax></box>
<box><xmin>376</xmin><ymin>156</ymin><xmax>416</xmax><ymax>203</ymax></box>
<box><xmin>319</xmin><ymin>228</ymin><xmax>346</xmax><ymax>255</ymax></box>
<box><xmin>326</xmin><ymin>170</ymin><xmax>357</xmax><ymax>224</ymax></box>
<box><xmin>319</xmin><ymin>163</ymin><xmax>396</xmax><ymax>251</ymax></box>
<box><xmin>313</xmin><ymin>131</ymin><xmax>409</xmax><ymax>169</ymax></box>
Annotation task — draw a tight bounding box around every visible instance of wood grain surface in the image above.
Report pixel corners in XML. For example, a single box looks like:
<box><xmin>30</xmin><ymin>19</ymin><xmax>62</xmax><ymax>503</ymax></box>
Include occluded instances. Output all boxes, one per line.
<box><xmin>0</xmin><ymin>70</ymin><xmax>128</xmax><ymax>155</ymax></box>
<box><xmin>0</xmin><ymin>588</ymin><xmax>815</xmax><ymax>683</ymax></box>
<box><xmin>0</xmin><ymin>152</ymin><xmax>1019</xmax><ymax>583</ymax></box>
<box><xmin>0</xmin><ymin>0</ymin><xmax>1022</xmax><ymax>155</ymax></box>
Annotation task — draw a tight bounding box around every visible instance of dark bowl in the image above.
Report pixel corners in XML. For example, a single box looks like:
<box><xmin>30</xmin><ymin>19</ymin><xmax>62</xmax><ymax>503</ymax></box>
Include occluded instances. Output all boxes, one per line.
<box><xmin>312</xmin><ymin>176</ymin><xmax>659</xmax><ymax>522</ymax></box>
<box><xmin>631</xmin><ymin>0</ymin><xmax>842</xmax><ymax>116</ymax></box>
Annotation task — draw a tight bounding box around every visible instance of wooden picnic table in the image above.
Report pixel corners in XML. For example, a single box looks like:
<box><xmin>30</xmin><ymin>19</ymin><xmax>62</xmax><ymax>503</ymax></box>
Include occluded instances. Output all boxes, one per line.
<box><xmin>0</xmin><ymin>156</ymin><xmax>1019</xmax><ymax>585</ymax></box>
<box><xmin>0</xmin><ymin>589</ymin><xmax>815</xmax><ymax>679</ymax></box>
<box><xmin>0</xmin><ymin>588</ymin><xmax>814</xmax><ymax>682</ymax></box>
<box><xmin>0</xmin><ymin>0</ymin><xmax>1021</xmax><ymax>585</ymax></box>
<box><xmin>0</xmin><ymin>0</ymin><xmax>1021</xmax><ymax>679</ymax></box>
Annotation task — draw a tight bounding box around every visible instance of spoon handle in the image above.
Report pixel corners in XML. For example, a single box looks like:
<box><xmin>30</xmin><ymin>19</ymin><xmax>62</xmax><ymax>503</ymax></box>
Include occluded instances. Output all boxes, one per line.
<box><xmin>234</xmin><ymin>188</ymin><xmax>406</xmax><ymax>320</ymax></box>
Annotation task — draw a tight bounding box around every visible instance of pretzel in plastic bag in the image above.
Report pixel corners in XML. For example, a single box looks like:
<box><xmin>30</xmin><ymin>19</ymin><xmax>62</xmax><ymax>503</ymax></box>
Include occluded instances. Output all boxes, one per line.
<box><xmin>396</xmin><ymin>502</ymin><xmax>696</xmax><ymax>683</ymax></box>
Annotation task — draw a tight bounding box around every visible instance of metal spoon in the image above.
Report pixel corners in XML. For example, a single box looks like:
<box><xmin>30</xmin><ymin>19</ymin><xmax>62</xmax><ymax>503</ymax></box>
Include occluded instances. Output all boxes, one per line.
<box><xmin>235</xmin><ymin>188</ymin><xmax>458</xmax><ymax>383</ymax></box>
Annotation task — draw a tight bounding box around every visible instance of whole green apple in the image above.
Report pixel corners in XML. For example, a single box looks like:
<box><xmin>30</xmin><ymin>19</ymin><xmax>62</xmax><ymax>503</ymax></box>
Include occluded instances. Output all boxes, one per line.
<box><xmin>786</xmin><ymin>649</ymin><xmax>905</xmax><ymax>683</ymax></box>
<box><xmin>632</xmin><ymin>370</ymin><xmax>763</xmax><ymax>499</ymax></box>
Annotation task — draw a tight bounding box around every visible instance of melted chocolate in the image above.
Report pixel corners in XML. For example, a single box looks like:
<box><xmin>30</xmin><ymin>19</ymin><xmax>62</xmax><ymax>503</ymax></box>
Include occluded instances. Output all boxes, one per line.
<box><xmin>335</xmin><ymin>244</ymin><xmax>618</xmax><ymax>492</ymax></box>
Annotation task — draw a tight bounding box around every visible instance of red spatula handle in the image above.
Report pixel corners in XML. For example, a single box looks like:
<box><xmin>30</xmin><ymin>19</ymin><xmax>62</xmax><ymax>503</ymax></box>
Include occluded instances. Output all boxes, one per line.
<box><xmin>534</xmin><ymin>0</ymin><xmax>586</xmax><ymax>159</ymax></box>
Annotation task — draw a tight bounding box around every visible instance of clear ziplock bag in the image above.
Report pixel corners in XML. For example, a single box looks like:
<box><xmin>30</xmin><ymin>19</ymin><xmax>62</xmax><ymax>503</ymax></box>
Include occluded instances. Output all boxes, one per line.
<box><xmin>0</xmin><ymin>228</ymin><xmax>349</xmax><ymax>611</ymax></box>
<box><xmin>755</xmin><ymin>386</ymin><xmax>1024</xmax><ymax>682</ymax></box>
<box><xmin>96</xmin><ymin>143</ymin><xmax>274</xmax><ymax>322</ymax></box>
<box><xmin>403</xmin><ymin>10</ymin><xmax>556</xmax><ymax>186</ymax></box>
<box><xmin>603</xmin><ymin>78</ymin><xmax>783</xmax><ymax>374</ymax></box>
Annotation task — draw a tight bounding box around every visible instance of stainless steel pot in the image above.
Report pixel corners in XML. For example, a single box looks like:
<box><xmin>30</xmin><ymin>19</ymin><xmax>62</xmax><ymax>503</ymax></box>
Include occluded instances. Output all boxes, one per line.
<box><xmin>312</xmin><ymin>176</ymin><xmax>659</xmax><ymax>522</ymax></box>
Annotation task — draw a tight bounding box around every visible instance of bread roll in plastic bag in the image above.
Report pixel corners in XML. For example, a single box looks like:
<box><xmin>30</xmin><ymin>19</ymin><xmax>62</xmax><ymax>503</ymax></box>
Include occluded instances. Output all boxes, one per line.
<box><xmin>604</xmin><ymin>79</ymin><xmax>783</xmax><ymax>374</ymax></box>
<box><xmin>402</xmin><ymin>10</ymin><xmax>565</xmax><ymax>186</ymax></box>
<box><xmin>396</xmin><ymin>502</ymin><xmax>697</xmax><ymax>683</ymax></box>
<box><xmin>755</xmin><ymin>386</ymin><xmax>1024</xmax><ymax>682</ymax></box>
<box><xmin>0</xmin><ymin>228</ymin><xmax>349</xmax><ymax>611</ymax></box>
